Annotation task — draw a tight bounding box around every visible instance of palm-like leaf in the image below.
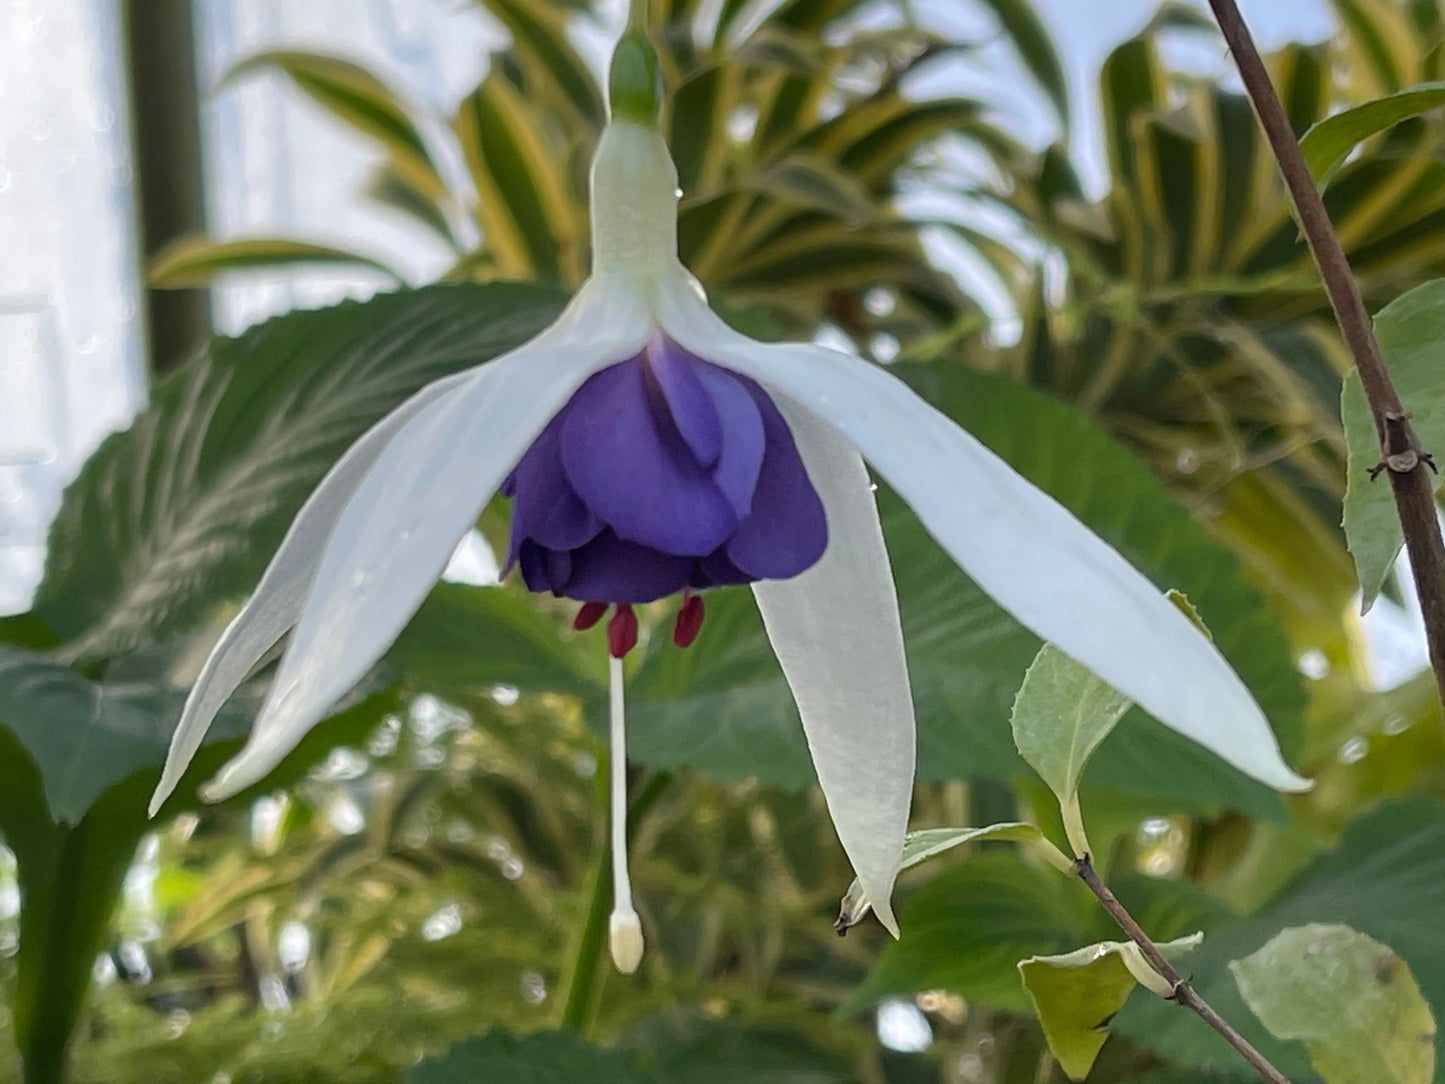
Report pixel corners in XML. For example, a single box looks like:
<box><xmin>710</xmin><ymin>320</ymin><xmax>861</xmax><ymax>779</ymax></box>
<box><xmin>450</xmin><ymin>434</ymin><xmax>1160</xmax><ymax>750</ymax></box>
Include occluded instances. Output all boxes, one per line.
<box><xmin>173</xmin><ymin>0</ymin><xmax>1059</xmax><ymax>343</ymax></box>
<box><xmin>967</xmin><ymin>8</ymin><xmax>1445</xmax><ymax>648</ymax></box>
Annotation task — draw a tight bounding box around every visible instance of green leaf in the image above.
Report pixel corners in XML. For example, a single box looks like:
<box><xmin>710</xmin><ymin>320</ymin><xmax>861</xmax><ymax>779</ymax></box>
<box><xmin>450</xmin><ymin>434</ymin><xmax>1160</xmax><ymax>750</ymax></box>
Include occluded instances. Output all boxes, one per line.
<box><xmin>1118</xmin><ymin>800</ymin><xmax>1445</xmax><ymax>1079</ymax></box>
<box><xmin>0</xmin><ymin>646</ymin><xmax>249</xmax><ymax>824</ymax></box>
<box><xmin>842</xmin><ymin>854</ymin><xmax>1101</xmax><ymax>1014</ymax></box>
<box><xmin>408</xmin><ymin>1030</ymin><xmax>641</xmax><ymax>1084</ymax></box>
<box><xmin>390</xmin><ymin>584</ymin><xmax>605</xmax><ymax>701</ymax></box>
<box><xmin>1231</xmin><ymin>924</ymin><xmax>1435</xmax><ymax>1084</ymax></box>
<box><xmin>1342</xmin><ymin>279</ymin><xmax>1445</xmax><ymax>610</ymax></box>
<box><xmin>34</xmin><ymin>284</ymin><xmax>565</xmax><ymax>661</ymax></box>
<box><xmin>147</xmin><ymin>235</ymin><xmax>402</xmax><ymax>287</ymax></box>
<box><xmin>1020</xmin><ymin>933</ymin><xmax>1203</xmax><ymax>1081</ymax></box>
<box><xmin>1300</xmin><ymin>82</ymin><xmax>1445</xmax><ymax>184</ymax></box>
<box><xmin>627</xmin><ymin>365</ymin><xmax>1303</xmax><ymax>817</ymax></box>
<box><xmin>836</xmin><ymin>823</ymin><xmax>1068</xmax><ymax>933</ymax></box>
<box><xmin>1010</xmin><ymin>644</ymin><xmax>1133</xmax><ymax>804</ymax></box>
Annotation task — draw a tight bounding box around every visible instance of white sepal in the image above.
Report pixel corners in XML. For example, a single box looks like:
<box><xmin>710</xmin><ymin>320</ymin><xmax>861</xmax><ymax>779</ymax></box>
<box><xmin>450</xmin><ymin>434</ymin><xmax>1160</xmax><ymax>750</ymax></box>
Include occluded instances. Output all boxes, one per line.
<box><xmin>656</xmin><ymin>278</ymin><xmax>1308</xmax><ymax>793</ymax></box>
<box><xmin>752</xmin><ymin>403</ymin><xmax>914</xmax><ymax>936</ymax></box>
<box><xmin>148</xmin><ymin>372</ymin><xmax>473</xmax><ymax>815</ymax></box>
<box><xmin>198</xmin><ymin>281</ymin><xmax>650</xmax><ymax>800</ymax></box>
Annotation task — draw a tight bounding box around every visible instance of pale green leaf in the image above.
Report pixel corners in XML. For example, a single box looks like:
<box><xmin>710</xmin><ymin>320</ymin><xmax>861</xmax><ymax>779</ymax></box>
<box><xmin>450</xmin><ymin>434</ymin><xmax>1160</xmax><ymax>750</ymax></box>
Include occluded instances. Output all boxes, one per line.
<box><xmin>1011</xmin><ymin>644</ymin><xmax>1133</xmax><ymax>804</ymax></box>
<box><xmin>1021</xmin><ymin>933</ymin><xmax>1203</xmax><ymax>1081</ymax></box>
<box><xmin>1341</xmin><ymin>279</ymin><xmax>1445</xmax><ymax>611</ymax></box>
<box><xmin>1231</xmin><ymin>924</ymin><xmax>1435</xmax><ymax>1084</ymax></box>
<box><xmin>836</xmin><ymin>823</ymin><xmax>1068</xmax><ymax>933</ymax></box>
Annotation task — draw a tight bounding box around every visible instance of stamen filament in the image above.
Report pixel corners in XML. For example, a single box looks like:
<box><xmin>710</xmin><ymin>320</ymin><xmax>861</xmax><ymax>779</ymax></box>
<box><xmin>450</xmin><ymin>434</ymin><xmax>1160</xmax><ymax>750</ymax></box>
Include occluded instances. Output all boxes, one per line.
<box><xmin>607</xmin><ymin>654</ymin><xmax>644</xmax><ymax>974</ymax></box>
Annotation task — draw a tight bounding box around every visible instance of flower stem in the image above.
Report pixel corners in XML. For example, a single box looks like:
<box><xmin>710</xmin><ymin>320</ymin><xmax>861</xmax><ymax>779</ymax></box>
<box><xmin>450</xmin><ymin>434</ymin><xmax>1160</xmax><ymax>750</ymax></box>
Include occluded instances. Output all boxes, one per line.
<box><xmin>1074</xmin><ymin>855</ymin><xmax>1291</xmax><ymax>1084</ymax></box>
<box><xmin>1203</xmin><ymin>0</ymin><xmax>1445</xmax><ymax>712</ymax></box>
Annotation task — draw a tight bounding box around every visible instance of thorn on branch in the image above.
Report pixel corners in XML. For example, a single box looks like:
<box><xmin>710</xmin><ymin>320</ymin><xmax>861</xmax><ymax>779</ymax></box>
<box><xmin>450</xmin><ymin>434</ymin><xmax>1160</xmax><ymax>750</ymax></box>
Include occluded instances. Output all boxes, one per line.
<box><xmin>1370</xmin><ymin>412</ymin><xmax>1438</xmax><ymax>480</ymax></box>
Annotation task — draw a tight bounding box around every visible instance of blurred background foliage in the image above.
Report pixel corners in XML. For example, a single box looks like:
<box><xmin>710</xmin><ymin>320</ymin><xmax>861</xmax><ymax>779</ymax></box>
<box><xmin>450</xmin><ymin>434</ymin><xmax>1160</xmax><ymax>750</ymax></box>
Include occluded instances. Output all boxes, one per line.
<box><xmin>7</xmin><ymin>0</ymin><xmax>1445</xmax><ymax>1081</ymax></box>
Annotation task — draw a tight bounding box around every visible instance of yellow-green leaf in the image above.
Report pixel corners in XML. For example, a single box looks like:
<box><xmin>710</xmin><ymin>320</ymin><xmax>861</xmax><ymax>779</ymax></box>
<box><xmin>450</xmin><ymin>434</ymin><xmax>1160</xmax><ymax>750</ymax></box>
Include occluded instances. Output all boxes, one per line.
<box><xmin>147</xmin><ymin>236</ymin><xmax>402</xmax><ymax>288</ymax></box>
<box><xmin>1020</xmin><ymin>933</ymin><xmax>1203</xmax><ymax>1080</ymax></box>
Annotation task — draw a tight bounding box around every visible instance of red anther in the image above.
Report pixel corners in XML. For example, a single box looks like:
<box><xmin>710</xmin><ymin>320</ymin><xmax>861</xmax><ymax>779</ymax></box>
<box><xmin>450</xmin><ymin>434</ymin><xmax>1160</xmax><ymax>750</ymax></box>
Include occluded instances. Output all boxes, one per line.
<box><xmin>672</xmin><ymin>593</ymin><xmax>705</xmax><ymax>648</ymax></box>
<box><xmin>606</xmin><ymin>605</ymin><xmax>638</xmax><ymax>658</ymax></box>
<box><xmin>573</xmin><ymin>601</ymin><xmax>608</xmax><ymax>631</ymax></box>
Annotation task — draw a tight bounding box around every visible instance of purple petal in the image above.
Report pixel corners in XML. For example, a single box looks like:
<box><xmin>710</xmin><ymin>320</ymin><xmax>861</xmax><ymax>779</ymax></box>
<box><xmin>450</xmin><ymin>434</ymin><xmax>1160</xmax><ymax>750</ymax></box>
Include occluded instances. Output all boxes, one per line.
<box><xmin>724</xmin><ymin>384</ymin><xmax>828</xmax><ymax>579</ymax></box>
<box><xmin>693</xmin><ymin>550</ymin><xmax>755</xmax><ymax>588</ymax></box>
<box><xmin>518</xmin><ymin>541</ymin><xmax>570</xmax><ymax>594</ymax></box>
<box><xmin>694</xmin><ymin>362</ymin><xmax>764</xmax><ymax>518</ymax></box>
<box><xmin>561</xmin><ymin>529</ymin><xmax>692</xmax><ymax>602</ymax></box>
<box><xmin>644</xmin><ymin>338</ymin><xmax>722</xmax><ymax>467</ymax></box>
<box><xmin>509</xmin><ymin>414</ymin><xmax>603</xmax><ymax>551</ymax></box>
<box><xmin>561</xmin><ymin>361</ymin><xmax>738</xmax><ymax>554</ymax></box>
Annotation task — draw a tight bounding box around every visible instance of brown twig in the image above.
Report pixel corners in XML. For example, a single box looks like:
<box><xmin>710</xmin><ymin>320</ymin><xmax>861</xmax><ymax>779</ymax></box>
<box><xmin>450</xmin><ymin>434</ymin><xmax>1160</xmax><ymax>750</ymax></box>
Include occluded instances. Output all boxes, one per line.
<box><xmin>1075</xmin><ymin>857</ymin><xmax>1291</xmax><ymax>1084</ymax></box>
<box><xmin>1205</xmin><ymin>0</ymin><xmax>1445</xmax><ymax>709</ymax></box>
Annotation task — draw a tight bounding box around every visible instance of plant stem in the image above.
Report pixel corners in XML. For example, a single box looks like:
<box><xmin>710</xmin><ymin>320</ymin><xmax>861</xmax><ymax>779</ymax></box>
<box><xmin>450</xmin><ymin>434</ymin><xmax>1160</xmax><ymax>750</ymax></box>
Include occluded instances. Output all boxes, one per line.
<box><xmin>1204</xmin><ymin>0</ymin><xmax>1445</xmax><ymax>710</ymax></box>
<box><xmin>1075</xmin><ymin>856</ymin><xmax>1290</xmax><ymax>1084</ymax></box>
<box><xmin>556</xmin><ymin>768</ymin><xmax>672</xmax><ymax>1032</ymax></box>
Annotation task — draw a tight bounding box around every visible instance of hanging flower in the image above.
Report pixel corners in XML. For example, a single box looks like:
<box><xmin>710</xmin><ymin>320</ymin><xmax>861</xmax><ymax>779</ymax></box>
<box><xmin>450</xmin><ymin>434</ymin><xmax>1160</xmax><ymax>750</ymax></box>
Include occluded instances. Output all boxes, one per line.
<box><xmin>151</xmin><ymin>31</ymin><xmax>1307</xmax><ymax>975</ymax></box>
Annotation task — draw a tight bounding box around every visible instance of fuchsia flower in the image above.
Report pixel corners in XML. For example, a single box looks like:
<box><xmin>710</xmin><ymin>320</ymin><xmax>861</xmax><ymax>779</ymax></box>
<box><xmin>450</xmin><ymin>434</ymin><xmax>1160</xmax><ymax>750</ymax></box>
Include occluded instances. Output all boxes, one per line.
<box><xmin>153</xmin><ymin>34</ymin><xmax>1306</xmax><ymax>974</ymax></box>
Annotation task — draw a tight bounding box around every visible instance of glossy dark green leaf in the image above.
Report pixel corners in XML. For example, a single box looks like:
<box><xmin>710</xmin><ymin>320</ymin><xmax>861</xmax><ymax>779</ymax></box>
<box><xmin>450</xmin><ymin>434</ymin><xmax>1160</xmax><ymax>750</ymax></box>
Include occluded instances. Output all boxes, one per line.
<box><xmin>0</xmin><ymin>662</ymin><xmax>392</xmax><ymax>1081</ymax></box>
<box><xmin>1118</xmin><ymin>800</ymin><xmax>1445</xmax><ymax>1079</ymax></box>
<box><xmin>0</xmin><ymin>646</ymin><xmax>249</xmax><ymax>824</ymax></box>
<box><xmin>838</xmin><ymin>824</ymin><xmax>1067</xmax><ymax>932</ymax></box>
<box><xmin>390</xmin><ymin>584</ymin><xmax>604</xmax><ymax>701</ymax></box>
<box><xmin>34</xmin><ymin>284</ymin><xmax>564</xmax><ymax>661</ymax></box>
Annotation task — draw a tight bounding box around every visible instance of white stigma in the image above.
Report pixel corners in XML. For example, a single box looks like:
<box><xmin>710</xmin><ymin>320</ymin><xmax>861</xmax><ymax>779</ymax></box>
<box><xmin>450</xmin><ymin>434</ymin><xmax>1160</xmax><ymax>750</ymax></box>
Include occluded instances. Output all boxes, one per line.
<box><xmin>607</xmin><ymin>654</ymin><xmax>644</xmax><ymax>974</ymax></box>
